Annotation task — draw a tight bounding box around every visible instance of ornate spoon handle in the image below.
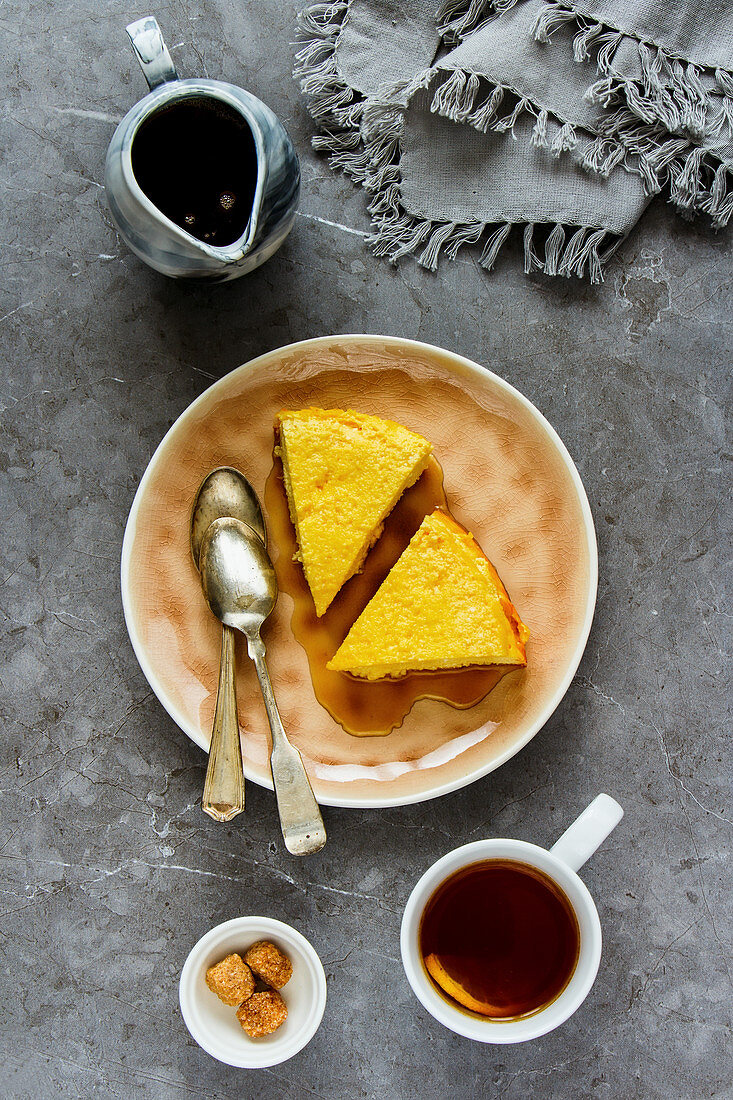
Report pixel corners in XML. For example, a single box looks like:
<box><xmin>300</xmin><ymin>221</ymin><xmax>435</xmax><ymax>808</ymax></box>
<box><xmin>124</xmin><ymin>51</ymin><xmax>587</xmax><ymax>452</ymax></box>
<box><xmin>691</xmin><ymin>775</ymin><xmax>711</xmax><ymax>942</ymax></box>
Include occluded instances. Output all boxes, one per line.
<box><xmin>202</xmin><ymin>624</ymin><xmax>245</xmax><ymax>822</ymax></box>
<box><xmin>248</xmin><ymin>633</ymin><xmax>326</xmax><ymax>855</ymax></box>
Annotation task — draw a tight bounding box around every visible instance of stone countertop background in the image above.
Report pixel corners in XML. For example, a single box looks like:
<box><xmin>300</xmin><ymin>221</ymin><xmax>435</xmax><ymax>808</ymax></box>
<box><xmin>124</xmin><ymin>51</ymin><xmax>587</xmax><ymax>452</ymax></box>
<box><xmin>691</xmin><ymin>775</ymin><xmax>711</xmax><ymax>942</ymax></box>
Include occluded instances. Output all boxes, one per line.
<box><xmin>0</xmin><ymin>1</ymin><xmax>730</xmax><ymax>1097</ymax></box>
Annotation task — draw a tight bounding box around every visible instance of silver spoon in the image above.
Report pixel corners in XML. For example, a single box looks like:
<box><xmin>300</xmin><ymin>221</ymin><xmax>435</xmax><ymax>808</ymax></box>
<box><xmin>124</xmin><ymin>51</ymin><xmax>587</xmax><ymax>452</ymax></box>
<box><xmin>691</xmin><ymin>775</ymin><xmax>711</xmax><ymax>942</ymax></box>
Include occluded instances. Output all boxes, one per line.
<box><xmin>190</xmin><ymin>467</ymin><xmax>265</xmax><ymax>822</ymax></box>
<box><xmin>191</xmin><ymin>466</ymin><xmax>266</xmax><ymax>565</ymax></box>
<box><xmin>199</xmin><ymin>517</ymin><xmax>327</xmax><ymax>856</ymax></box>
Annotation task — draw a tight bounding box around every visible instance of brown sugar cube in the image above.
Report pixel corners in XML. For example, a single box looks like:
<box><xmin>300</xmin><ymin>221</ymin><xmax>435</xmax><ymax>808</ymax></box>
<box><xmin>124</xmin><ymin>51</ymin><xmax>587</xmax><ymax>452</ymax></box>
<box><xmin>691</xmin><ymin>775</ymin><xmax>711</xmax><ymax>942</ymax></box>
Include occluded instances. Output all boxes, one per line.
<box><xmin>244</xmin><ymin>940</ymin><xmax>293</xmax><ymax>989</ymax></box>
<box><xmin>205</xmin><ymin>953</ymin><xmax>255</xmax><ymax>1006</ymax></box>
<box><xmin>236</xmin><ymin>989</ymin><xmax>288</xmax><ymax>1037</ymax></box>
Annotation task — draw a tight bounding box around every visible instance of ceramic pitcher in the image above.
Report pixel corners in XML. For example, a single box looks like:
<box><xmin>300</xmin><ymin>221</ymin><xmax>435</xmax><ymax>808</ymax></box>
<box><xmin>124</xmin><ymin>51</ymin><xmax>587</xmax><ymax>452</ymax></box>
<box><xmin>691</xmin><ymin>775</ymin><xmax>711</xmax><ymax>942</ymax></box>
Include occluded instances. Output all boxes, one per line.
<box><xmin>105</xmin><ymin>17</ymin><xmax>300</xmax><ymax>280</ymax></box>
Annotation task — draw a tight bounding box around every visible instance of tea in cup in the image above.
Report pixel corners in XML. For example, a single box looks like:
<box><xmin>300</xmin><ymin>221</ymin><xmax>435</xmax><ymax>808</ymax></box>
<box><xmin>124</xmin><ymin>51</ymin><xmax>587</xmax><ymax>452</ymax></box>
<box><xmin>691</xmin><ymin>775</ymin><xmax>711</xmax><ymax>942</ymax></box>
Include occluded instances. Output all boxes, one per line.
<box><xmin>400</xmin><ymin>794</ymin><xmax>623</xmax><ymax>1043</ymax></box>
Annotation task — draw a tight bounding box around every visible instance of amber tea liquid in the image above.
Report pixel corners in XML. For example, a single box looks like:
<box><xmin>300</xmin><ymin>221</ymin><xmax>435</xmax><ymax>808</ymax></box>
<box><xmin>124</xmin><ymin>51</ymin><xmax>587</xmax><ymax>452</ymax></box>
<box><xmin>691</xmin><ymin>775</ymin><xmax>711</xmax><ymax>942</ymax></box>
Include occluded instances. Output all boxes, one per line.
<box><xmin>419</xmin><ymin>860</ymin><xmax>580</xmax><ymax>1019</ymax></box>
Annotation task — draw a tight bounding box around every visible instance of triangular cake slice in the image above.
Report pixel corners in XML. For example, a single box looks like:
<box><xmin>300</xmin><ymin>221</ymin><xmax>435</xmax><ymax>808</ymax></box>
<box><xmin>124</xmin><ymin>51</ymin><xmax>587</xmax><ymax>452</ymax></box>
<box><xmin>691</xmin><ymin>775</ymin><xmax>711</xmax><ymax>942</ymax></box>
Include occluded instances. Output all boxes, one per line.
<box><xmin>328</xmin><ymin>509</ymin><xmax>529</xmax><ymax>679</ymax></box>
<box><xmin>275</xmin><ymin>408</ymin><xmax>432</xmax><ymax>616</ymax></box>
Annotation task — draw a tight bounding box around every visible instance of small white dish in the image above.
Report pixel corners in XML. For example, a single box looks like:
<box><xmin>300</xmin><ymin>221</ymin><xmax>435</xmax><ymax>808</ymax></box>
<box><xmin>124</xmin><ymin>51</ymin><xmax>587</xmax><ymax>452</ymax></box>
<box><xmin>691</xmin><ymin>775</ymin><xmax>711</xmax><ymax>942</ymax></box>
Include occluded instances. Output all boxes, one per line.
<box><xmin>179</xmin><ymin>916</ymin><xmax>327</xmax><ymax>1067</ymax></box>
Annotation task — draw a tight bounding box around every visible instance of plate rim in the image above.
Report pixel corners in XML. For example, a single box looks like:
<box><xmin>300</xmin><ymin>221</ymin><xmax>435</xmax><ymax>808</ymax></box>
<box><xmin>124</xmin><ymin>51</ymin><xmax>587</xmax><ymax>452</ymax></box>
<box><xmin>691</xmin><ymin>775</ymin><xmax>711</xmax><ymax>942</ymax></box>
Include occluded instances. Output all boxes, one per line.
<box><xmin>120</xmin><ymin>334</ymin><xmax>598</xmax><ymax>809</ymax></box>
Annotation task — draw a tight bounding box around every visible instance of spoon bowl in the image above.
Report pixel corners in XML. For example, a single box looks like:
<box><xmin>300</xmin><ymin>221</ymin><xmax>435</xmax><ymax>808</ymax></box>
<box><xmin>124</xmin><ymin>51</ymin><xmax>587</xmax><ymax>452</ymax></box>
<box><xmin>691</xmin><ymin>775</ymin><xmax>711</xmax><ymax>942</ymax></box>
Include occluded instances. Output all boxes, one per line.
<box><xmin>191</xmin><ymin>466</ymin><xmax>266</xmax><ymax>568</ymax></box>
<box><xmin>200</xmin><ymin>516</ymin><xmax>276</xmax><ymax>632</ymax></box>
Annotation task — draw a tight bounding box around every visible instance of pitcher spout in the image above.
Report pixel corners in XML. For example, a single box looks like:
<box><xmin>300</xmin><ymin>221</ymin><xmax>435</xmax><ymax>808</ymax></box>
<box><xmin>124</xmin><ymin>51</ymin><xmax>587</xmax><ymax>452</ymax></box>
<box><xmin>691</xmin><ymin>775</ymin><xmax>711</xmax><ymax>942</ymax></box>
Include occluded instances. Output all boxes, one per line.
<box><xmin>222</xmin><ymin>88</ymin><xmax>300</xmax><ymax>269</ymax></box>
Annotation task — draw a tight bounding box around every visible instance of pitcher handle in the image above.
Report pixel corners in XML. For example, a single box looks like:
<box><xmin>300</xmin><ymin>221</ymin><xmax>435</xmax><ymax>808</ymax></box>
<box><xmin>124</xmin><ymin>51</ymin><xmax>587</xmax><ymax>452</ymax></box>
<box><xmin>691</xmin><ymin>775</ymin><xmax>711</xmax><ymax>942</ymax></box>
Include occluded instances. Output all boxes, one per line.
<box><xmin>126</xmin><ymin>17</ymin><xmax>178</xmax><ymax>90</ymax></box>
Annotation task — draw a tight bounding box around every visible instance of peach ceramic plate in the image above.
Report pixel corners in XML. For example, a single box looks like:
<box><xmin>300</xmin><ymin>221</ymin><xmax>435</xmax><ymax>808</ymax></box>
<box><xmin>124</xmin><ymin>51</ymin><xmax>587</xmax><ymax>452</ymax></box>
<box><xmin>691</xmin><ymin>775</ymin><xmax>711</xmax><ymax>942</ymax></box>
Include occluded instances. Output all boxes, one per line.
<box><xmin>120</xmin><ymin>335</ymin><xmax>597</xmax><ymax>808</ymax></box>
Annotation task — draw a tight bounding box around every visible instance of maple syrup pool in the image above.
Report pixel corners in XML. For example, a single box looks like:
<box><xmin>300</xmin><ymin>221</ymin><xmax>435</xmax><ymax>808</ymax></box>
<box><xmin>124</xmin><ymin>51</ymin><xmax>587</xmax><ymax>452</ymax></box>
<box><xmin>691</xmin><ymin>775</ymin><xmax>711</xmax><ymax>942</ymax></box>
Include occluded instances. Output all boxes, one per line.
<box><xmin>264</xmin><ymin>454</ymin><xmax>515</xmax><ymax>736</ymax></box>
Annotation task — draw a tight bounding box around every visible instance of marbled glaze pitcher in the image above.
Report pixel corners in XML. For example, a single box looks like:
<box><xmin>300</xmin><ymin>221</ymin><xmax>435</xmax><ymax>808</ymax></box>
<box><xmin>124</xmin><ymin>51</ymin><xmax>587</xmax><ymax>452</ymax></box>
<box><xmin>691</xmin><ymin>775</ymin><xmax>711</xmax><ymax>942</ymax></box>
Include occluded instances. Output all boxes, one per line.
<box><xmin>105</xmin><ymin>17</ymin><xmax>300</xmax><ymax>280</ymax></box>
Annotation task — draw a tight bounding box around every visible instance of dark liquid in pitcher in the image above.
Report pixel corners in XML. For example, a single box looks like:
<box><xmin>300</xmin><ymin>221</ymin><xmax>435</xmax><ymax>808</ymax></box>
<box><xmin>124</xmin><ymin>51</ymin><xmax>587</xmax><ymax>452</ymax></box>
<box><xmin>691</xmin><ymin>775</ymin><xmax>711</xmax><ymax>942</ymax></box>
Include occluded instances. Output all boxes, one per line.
<box><xmin>131</xmin><ymin>97</ymin><xmax>257</xmax><ymax>246</ymax></box>
<box><xmin>264</xmin><ymin>455</ymin><xmax>514</xmax><ymax>736</ymax></box>
<box><xmin>420</xmin><ymin>860</ymin><xmax>580</xmax><ymax>1019</ymax></box>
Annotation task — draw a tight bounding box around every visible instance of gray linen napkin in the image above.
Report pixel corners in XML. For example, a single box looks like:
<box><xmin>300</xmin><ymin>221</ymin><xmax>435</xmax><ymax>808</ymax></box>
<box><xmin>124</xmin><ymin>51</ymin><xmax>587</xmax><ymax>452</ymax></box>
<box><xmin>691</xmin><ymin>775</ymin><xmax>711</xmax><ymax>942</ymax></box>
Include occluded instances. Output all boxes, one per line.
<box><xmin>296</xmin><ymin>0</ymin><xmax>732</xmax><ymax>281</ymax></box>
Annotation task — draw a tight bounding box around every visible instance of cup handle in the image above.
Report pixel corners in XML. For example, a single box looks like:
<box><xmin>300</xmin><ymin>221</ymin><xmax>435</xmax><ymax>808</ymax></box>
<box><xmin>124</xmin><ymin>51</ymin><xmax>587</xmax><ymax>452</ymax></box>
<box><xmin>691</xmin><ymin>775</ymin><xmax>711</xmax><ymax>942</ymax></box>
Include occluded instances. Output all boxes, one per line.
<box><xmin>126</xmin><ymin>17</ymin><xmax>178</xmax><ymax>90</ymax></box>
<box><xmin>549</xmin><ymin>794</ymin><xmax>623</xmax><ymax>873</ymax></box>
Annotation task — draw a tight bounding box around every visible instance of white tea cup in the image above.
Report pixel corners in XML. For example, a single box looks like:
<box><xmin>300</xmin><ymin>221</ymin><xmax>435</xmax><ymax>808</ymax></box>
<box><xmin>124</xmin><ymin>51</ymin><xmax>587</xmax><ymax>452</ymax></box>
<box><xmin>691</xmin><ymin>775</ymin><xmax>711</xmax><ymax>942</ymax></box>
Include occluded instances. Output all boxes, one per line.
<box><xmin>400</xmin><ymin>793</ymin><xmax>623</xmax><ymax>1043</ymax></box>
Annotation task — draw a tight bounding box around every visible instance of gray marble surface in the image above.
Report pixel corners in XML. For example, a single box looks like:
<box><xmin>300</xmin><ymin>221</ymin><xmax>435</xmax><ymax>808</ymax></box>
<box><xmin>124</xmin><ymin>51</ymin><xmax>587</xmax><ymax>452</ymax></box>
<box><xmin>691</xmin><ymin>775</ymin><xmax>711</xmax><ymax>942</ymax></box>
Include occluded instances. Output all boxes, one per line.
<box><xmin>1</xmin><ymin>2</ymin><xmax>731</xmax><ymax>1097</ymax></box>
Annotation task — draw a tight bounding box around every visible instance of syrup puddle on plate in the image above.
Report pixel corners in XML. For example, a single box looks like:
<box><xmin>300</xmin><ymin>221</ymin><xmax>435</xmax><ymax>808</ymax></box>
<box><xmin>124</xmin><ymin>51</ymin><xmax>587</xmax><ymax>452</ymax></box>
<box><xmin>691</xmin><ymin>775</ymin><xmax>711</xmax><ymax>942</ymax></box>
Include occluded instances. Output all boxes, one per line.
<box><xmin>264</xmin><ymin>454</ymin><xmax>516</xmax><ymax>736</ymax></box>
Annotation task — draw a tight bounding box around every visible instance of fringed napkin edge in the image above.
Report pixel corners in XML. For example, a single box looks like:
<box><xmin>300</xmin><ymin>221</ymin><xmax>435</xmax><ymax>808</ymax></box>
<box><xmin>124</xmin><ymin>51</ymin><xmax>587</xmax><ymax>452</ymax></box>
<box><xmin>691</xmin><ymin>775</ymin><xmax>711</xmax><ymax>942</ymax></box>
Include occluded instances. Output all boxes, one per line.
<box><xmin>295</xmin><ymin>0</ymin><xmax>731</xmax><ymax>282</ymax></box>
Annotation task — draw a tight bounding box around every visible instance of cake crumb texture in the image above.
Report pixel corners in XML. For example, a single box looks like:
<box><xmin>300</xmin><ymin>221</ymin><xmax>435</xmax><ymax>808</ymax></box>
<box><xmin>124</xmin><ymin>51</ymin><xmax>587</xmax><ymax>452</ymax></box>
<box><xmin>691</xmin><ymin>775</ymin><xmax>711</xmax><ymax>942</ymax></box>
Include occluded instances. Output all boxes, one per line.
<box><xmin>328</xmin><ymin>509</ymin><xmax>529</xmax><ymax>679</ymax></box>
<box><xmin>276</xmin><ymin>407</ymin><xmax>432</xmax><ymax>615</ymax></box>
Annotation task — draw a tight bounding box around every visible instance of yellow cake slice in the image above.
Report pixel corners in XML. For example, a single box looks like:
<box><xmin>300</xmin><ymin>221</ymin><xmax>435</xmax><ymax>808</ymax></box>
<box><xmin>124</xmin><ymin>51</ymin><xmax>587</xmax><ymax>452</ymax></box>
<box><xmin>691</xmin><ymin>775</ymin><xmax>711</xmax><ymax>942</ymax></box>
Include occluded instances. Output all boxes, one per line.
<box><xmin>275</xmin><ymin>408</ymin><xmax>432</xmax><ymax>616</ymax></box>
<box><xmin>327</xmin><ymin>509</ymin><xmax>529</xmax><ymax>679</ymax></box>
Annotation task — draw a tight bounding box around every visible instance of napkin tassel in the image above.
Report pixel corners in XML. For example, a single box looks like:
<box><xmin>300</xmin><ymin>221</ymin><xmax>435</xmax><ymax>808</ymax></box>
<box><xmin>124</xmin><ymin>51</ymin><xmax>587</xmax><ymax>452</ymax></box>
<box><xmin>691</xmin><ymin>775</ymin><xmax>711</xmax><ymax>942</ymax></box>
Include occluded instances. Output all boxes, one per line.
<box><xmin>700</xmin><ymin>163</ymin><xmax>733</xmax><ymax>229</ymax></box>
<box><xmin>572</xmin><ymin>23</ymin><xmax>608</xmax><ymax>63</ymax></box>
<box><xmin>430</xmin><ymin>67</ymin><xmax>578</xmax><ymax>152</ymax></box>
<box><xmin>550</xmin><ymin>121</ymin><xmax>578</xmax><ymax>156</ymax></box>
<box><xmin>437</xmin><ymin>0</ymin><xmax>521</xmax><ymax>44</ymax></box>
<box><xmin>444</xmin><ymin>220</ymin><xmax>486</xmax><ymax>259</ymax></box>
<box><xmin>523</xmin><ymin>224</ymin><xmax>542</xmax><ymax>274</ymax></box>
<box><xmin>533</xmin><ymin>3</ymin><xmax>576</xmax><ymax>45</ymax></box>
<box><xmin>584</xmin><ymin>107</ymin><xmax>732</xmax><ymax>227</ymax></box>
<box><xmin>419</xmin><ymin>222</ymin><xmax>461</xmax><ymax>270</ymax></box>
<box><xmin>479</xmin><ymin>222</ymin><xmax>512</xmax><ymax>270</ymax></box>
<box><xmin>431</xmin><ymin>68</ymin><xmax>482</xmax><ymax>123</ymax></box>
<box><xmin>370</xmin><ymin>208</ymin><xmax>614</xmax><ymax>282</ymax></box>
<box><xmin>543</xmin><ymin>223</ymin><xmax>566</xmax><ymax>274</ymax></box>
<box><xmin>369</xmin><ymin>213</ymin><xmax>434</xmax><ymax>262</ymax></box>
<box><xmin>467</xmin><ymin>85</ymin><xmax>506</xmax><ymax>131</ymax></box>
